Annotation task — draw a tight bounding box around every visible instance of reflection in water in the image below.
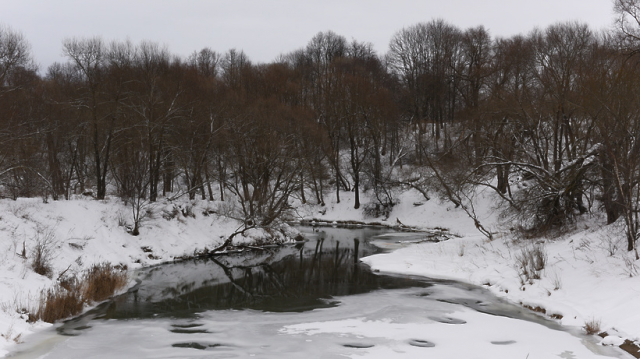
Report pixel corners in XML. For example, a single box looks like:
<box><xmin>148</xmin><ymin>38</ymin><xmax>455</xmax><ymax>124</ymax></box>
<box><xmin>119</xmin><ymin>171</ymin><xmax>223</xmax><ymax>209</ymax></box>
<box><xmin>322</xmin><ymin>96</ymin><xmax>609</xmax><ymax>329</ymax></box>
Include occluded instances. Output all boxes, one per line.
<box><xmin>7</xmin><ymin>227</ymin><xmax>625</xmax><ymax>359</ymax></box>
<box><xmin>65</xmin><ymin>227</ymin><xmax>429</xmax><ymax>323</ymax></box>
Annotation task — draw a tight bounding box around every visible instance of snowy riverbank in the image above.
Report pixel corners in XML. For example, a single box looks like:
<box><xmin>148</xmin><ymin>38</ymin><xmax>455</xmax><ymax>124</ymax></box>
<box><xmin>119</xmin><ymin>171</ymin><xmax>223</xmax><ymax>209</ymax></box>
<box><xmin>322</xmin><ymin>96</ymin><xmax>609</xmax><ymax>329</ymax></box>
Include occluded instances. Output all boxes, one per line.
<box><xmin>300</xmin><ymin>189</ymin><xmax>640</xmax><ymax>356</ymax></box>
<box><xmin>1</xmin><ymin>189</ymin><xmax>639</xmax><ymax>357</ymax></box>
<box><xmin>0</xmin><ymin>196</ymin><xmax>291</xmax><ymax>356</ymax></box>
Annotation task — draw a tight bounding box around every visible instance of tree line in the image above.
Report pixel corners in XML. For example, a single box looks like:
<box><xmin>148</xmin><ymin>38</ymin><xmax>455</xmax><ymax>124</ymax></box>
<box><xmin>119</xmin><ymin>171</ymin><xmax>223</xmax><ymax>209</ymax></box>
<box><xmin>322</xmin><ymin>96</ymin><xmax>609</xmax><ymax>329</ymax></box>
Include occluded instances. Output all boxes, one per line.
<box><xmin>2</xmin><ymin>1</ymin><xmax>640</xmax><ymax>252</ymax></box>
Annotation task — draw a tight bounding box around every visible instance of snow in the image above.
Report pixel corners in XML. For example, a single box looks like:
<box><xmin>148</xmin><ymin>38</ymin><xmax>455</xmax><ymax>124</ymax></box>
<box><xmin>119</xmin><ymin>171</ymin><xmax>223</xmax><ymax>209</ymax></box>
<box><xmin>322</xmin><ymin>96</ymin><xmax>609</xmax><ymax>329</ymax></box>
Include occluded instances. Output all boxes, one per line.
<box><xmin>0</xmin><ymin>197</ymin><xmax>256</xmax><ymax>356</ymax></box>
<box><xmin>8</xmin><ymin>284</ymin><xmax>623</xmax><ymax>359</ymax></box>
<box><xmin>299</xmin><ymin>188</ymin><xmax>640</xmax><ymax>355</ymax></box>
<box><xmin>602</xmin><ymin>336</ymin><xmax>626</xmax><ymax>347</ymax></box>
<box><xmin>281</xmin><ymin>309</ymin><xmax>605</xmax><ymax>358</ymax></box>
<box><xmin>1</xmin><ymin>187</ymin><xmax>640</xmax><ymax>357</ymax></box>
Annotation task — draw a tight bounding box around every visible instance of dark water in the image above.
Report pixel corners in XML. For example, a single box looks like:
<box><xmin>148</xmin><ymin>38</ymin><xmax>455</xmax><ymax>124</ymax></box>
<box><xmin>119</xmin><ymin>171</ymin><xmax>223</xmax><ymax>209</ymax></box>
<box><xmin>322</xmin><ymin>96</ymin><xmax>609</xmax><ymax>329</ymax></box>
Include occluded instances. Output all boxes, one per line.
<box><xmin>63</xmin><ymin>227</ymin><xmax>431</xmax><ymax>324</ymax></box>
<box><xmin>7</xmin><ymin>227</ymin><xmax>625</xmax><ymax>359</ymax></box>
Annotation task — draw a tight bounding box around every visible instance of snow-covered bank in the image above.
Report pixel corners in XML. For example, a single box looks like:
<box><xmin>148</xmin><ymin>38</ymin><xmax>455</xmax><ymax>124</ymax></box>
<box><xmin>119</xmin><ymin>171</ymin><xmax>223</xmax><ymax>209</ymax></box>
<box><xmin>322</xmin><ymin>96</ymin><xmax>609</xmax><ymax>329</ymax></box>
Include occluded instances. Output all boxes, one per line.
<box><xmin>0</xmin><ymin>197</ymin><xmax>291</xmax><ymax>357</ymax></box>
<box><xmin>1</xmin><ymin>187</ymin><xmax>640</xmax><ymax>357</ymax></box>
<box><xmin>297</xmin><ymin>188</ymin><xmax>640</xmax><ymax>355</ymax></box>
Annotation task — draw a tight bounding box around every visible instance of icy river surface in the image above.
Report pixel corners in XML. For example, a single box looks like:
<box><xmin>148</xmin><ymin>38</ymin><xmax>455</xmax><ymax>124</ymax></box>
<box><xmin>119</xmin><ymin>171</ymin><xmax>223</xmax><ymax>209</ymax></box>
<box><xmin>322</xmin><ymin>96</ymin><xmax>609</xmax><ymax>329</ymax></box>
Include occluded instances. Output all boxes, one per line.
<box><xmin>7</xmin><ymin>227</ymin><xmax>624</xmax><ymax>359</ymax></box>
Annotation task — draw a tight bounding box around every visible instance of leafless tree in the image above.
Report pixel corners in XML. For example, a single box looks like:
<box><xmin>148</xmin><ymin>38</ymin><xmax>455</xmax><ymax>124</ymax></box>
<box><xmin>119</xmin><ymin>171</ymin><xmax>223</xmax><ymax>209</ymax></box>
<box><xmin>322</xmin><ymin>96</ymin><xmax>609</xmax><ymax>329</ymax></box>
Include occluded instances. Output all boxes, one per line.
<box><xmin>62</xmin><ymin>37</ymin><xmax>120</xmax><ymax>200</ymax></box>
<box><xmin>0</xmin><ymin>24</ymin><xmax>33</xmax><ymax>92</ymax></box>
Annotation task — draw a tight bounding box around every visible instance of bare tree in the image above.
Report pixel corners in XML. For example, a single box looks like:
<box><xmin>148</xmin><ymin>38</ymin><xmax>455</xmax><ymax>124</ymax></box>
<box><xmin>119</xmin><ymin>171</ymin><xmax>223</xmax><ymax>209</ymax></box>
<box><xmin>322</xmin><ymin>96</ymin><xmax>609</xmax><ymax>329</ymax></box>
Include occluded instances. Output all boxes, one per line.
<box><xmin>188</xmin><ymin>47</ymin><xmax>220</xmax><ymax>79</ymax></box>
<box><xmin>62</xmin><ymin>37</ymin><xmax>120</xmax><ymax>200</ymax></box>
<box><xmin>305</xmin><ymin>31</ymin><xmax>348</xmax><ymax>204</ymax></box>
<box><xmin>387</xmin><ymin>20</ymin><xmax>462</xmax><ymax>159</ymax></box>
<box><xmin>0</xmin><ymin>24</ymin><xmax>33</xmax><ymax>92</ymax></box>
<box><xmin>615</xmin><ymin>0</ymin><xmax>640</xmax><ymax>52</ymax></box>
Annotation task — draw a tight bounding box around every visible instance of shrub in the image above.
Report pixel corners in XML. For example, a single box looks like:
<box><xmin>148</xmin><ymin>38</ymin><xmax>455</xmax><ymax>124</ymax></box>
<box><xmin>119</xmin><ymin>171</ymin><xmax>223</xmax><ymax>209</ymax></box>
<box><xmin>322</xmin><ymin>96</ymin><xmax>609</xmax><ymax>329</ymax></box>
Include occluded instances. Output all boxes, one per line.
<box><xmin>516</xmin><ymin>244</ymin><xmax>547</xmax><ymax>284</ymax></box>
<box><xmin>162</xmin><ymin>205</ymin><xmax>180</xmax><ymax>220</ymax></box>
<box><xmin>31</xmin><ymin>229</ymin><xmax>56</xmax><ymax>278</ymax></box>
<box><xmin>583</xmin><ymin>318</ymin><xmax>601</xmax><ymax>335</ymax></box>
<box><xmin>363</xmin><ymin>200</ymin><xmax>397</xmax><ymax>219</ymax></box>
<box><xmin>181</xmin><ymin>204</ymin><xmax>196</xmax><ymax>218</ymax></box>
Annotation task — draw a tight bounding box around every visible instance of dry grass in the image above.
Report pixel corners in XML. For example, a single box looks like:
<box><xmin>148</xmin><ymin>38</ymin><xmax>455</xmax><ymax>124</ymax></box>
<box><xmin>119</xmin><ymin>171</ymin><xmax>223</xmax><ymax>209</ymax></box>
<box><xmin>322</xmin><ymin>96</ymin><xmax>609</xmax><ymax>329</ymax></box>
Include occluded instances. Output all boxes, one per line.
<box><xmin>623</xmin><ymin>254</ymin><xmax>639</xmax><ymax>277</ymax></box>
<box><xmin>516</xmin><ymin>243</ymin><xmax>547</xmax><ymax>284</ymax></box>
<box><xmin>82</xmin><ymin>263</ymin><xmax>128</xmax><ymax>303</ymax></box>
<box><xmin>551</xmin><ymin>272</ymin><xmax>562</xmax><ymax>291</ymax></box>
<box><xmin>583</xmin><ymin>318</ymin><xmax>601</xmax><ymax>335</ymax></box>
<box><xmin>35</xmin><ymin>286</ymin><xmax>84</xmax><ymax>323</ymax></box>
<box><xmin>28</xmin><ymin>263</ymin><xmax>128</xmax><ymax>323</ymax></box>
<box><xmin>1</xmin><ymin>324</ymin><xmax>23</xmax><ymax>344</ymax></box>
<box><xmin>30</xmin><ymin>229</ymin><xmax>56</xmax><ymax>278</ymax></box>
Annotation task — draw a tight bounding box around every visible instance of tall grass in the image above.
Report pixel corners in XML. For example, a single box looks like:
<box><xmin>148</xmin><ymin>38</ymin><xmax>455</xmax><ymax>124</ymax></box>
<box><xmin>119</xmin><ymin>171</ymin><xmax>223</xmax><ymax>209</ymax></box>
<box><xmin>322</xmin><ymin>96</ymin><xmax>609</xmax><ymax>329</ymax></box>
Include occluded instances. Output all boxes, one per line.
<box><xmin>35</xmin><ymin>286</ymin><xmax>83</xmax><ymax>323</ymax></box>
<box><xmin>516</xmin><ymin>244</ymin><xmax>547</xmax><ymax>284</ymax></box>
<box><xmin>82</xmin><ymin>263</ymin><xmax>128</xmax><ymax>303</ymax></box>
<box><xmin>29</xmin><ymin>263</ymin><xmax>128</xmax><ymax>323</ymax></box>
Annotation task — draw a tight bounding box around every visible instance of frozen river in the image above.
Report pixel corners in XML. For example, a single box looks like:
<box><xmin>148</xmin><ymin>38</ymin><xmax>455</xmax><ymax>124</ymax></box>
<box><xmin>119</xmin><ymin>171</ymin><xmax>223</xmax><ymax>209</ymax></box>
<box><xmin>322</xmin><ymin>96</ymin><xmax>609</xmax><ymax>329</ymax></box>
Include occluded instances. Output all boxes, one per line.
<box><xmin>7</xmin><ymin>227</ymin><xmax>624</xmax><ymax>358</ymax></box>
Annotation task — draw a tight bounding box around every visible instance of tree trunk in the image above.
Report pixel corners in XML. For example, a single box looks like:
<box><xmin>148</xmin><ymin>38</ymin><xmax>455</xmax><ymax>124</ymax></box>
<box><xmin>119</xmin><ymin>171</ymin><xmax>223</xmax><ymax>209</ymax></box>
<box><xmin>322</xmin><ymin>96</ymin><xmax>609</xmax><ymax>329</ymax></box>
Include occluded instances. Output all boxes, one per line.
<box><xmin>600</xmin><ymin>154</ymin><xmax>620</xmax><ymax>224</ymax></box>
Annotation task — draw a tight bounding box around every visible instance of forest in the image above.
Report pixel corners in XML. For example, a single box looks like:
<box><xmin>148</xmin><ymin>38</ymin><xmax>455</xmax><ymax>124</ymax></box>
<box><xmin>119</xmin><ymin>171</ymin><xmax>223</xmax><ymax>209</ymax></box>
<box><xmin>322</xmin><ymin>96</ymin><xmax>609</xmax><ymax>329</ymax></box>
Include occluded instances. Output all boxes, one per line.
<box><xmin>2</xmin><ymin>1</ymin><xmax>640</xmax><ymax>252</ymax></box>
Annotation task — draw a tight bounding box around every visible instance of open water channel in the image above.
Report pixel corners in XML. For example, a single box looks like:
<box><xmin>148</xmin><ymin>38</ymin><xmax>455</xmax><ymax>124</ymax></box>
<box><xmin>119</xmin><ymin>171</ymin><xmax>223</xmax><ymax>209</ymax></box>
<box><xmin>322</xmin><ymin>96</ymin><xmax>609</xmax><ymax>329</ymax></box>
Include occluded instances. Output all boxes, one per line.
<box><xmin>7</xmin><ymin>227</ymin><xmax>626</xmax><ymax>358</ymax></box>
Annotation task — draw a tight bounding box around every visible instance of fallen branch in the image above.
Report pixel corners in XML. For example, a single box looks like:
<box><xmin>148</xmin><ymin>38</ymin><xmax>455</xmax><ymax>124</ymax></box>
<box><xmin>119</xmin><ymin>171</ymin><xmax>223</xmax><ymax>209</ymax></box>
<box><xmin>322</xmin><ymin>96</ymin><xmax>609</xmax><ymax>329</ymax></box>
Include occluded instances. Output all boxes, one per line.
<box><xmin>211</xmin><ymin>224</ymin><xmax>256</xmax><ymax>253</ymax></box>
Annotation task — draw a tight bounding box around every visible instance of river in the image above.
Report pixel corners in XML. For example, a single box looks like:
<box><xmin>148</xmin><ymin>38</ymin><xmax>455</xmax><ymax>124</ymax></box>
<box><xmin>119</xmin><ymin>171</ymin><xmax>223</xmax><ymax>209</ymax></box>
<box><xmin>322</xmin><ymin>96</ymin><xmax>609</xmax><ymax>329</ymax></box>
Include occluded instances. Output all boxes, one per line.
<box><xmin>6</xmin><ymin>226</ymin><xmax>624</xmax><ymax>358</ymax></box>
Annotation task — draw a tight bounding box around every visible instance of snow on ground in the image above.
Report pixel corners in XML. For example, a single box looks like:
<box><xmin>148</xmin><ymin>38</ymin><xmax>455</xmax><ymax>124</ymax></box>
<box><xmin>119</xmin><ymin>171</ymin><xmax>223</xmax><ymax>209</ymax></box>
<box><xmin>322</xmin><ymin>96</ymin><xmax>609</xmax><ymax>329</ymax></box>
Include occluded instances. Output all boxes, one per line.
<box><xmin>300</xmin><ymin>188</ymin><xmax>640</xmax><ymax>354</ymax></box>
<box><xmin>22</xmin><ymin>285</ymin><xmax>621</xmax><ymax>359</ymax></box>
<box><xmin>295</xmin><ymin>187</ymin><xmax>499</xmax><ymax>236</ymax></box>
<box><xmin>0</xmin><ymin>196</ymin><xmax>262</xmax><ymax>357</ymax></box>
<box><xmin>1</xmin><ymin>187</ymin><xmax>640</xmax><ymax>357</ymax></box>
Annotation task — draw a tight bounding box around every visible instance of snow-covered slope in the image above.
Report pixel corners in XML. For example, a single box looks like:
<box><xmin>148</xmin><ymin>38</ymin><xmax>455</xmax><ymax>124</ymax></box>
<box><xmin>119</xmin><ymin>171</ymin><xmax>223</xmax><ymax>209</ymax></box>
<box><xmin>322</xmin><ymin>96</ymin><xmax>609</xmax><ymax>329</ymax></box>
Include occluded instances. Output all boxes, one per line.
<box><xmin>0</xmin><ymin>197</ymin><xmax>258</xmax><ymax>356</ymax></box>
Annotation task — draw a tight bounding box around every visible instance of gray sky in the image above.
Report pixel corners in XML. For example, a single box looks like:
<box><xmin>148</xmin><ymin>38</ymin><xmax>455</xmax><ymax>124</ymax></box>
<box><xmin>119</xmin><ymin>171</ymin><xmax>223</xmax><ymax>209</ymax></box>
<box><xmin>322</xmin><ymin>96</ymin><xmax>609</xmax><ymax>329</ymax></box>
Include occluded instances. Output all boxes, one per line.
<box><xmin>1</xmin><ymin>0</ymin><xmax>615</xmax><ymax>71</ymax></box>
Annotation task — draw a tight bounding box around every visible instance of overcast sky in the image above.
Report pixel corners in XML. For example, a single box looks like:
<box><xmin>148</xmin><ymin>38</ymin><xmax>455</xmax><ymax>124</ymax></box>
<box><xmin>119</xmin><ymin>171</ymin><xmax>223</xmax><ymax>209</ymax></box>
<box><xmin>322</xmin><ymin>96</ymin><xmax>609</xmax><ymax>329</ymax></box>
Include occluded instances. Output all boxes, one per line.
<box><xmin>0</xmin><ymin>0</ymin><xmax>615</xmax><ymax>71</ymax></box>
